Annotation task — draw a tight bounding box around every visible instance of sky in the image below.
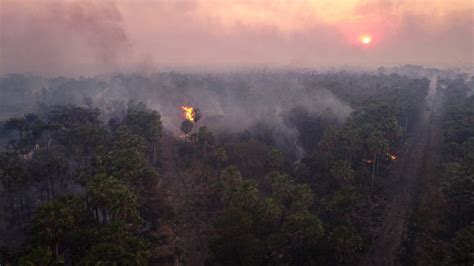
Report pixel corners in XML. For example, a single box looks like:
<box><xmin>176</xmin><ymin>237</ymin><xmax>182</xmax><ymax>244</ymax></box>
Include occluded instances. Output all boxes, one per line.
<box><xmin>1</xmin><ymin>0</ymin><xmax>473</xmax><ymax>76</ymax></box>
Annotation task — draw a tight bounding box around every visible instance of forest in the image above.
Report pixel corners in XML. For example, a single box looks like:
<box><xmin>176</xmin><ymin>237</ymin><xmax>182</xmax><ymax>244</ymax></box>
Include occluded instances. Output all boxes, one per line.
<box><xmin>0</xmin><ymin>67</ymin><xmax>473</xmax><ymax>265</ymax></box>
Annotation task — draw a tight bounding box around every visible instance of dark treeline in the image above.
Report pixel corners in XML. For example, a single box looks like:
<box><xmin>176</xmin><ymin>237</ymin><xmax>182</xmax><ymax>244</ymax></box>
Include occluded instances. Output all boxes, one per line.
<box><xmin>399</xmin><ymin>75</ymin><xmax>474</xmax><ymax>266</ymax></box>
<box><xmin>0</xmin><ymin>67</ymin><xmax>443</xmax><ymax>158</ymax></box>
<box><xmin>436</xmin><ymin>77</ymin><xmax>473</xmax><ymax>265</ymax></box>
<box><xmin>0</xmin><ymin>70</ymin><xmax>472</xmax><ymax>265</ymax></box>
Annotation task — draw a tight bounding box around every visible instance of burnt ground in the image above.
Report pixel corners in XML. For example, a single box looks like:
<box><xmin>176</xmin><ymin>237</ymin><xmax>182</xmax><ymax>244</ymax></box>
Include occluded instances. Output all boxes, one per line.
<box><xmin>362</xmin><ymin>81</ymin><xmax>443</xmax><ymax>266</ymax></box>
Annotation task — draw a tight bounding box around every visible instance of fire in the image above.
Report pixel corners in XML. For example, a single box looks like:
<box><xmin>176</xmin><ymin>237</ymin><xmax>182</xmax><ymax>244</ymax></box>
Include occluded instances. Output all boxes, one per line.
<box><xmin>363</xmin><ymin>159</ymin><xmax>374</xmax><ymax>164</ymax></box>
<box><xmin>181</xmin><ymin>106</ymin><xmax>195</xmax><ymax>122</ymax></box>
<box><xmin>387</xmin><ymin>153</ymin><xmax>398</xmax><ymax>160</ymax></box>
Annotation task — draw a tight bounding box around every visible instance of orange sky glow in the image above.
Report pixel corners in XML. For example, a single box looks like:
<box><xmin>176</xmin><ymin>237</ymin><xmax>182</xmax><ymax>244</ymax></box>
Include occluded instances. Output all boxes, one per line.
<box><xmin>1</xmin><ymin>0</ymin><xmax>473</xmax><ymax>75</ymax></box>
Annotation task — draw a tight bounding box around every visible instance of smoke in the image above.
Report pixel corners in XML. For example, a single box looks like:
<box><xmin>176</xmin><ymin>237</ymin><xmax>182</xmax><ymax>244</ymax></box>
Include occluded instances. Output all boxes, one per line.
<box><xmin>0</xmin><ymin>71</ymin><xmax>353</xmax><ymax>158</ymax></box>
<box><xmin>0</xmin><ymin>0</ymin><xmax>129</xmax><ymax>75</ymax></box>
<box><xmin>1</xmin><ymin>0</ymin><xmax>472</xmax><ymax>76</ymax></box>
<box><xmin>101</xmin><ymin>72</ymin><xmax>354</xmax><ymax>159</ymax></box>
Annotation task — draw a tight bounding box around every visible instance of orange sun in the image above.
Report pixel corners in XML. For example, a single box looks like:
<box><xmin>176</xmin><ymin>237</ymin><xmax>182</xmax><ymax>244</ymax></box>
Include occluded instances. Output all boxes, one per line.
<box><xmin>359</xmin><ymin>34</ymin><xmax>372</xmax><ymax>45</ymax></box>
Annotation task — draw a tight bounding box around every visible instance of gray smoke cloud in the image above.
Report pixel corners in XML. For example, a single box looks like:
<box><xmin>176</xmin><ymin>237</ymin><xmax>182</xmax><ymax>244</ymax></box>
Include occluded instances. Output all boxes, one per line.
<box><xmin>0</xmin><ymin>0</ymin><xmax>129</xmax><ymax>75</ymax></box>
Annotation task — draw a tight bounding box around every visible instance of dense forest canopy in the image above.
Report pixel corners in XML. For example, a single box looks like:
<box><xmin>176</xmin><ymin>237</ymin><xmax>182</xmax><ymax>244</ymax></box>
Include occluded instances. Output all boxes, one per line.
<box><xmin>0</xmin><ymin>67</ymin><xmax>473</xmax><ymax>265</ymax></box>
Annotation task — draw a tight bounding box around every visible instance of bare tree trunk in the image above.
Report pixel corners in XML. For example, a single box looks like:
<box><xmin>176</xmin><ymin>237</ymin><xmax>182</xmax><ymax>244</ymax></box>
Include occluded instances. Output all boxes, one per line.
<box><xmin>95</xmin><ymin>206</ymin><xmax>99</xmax><ymax>222</ymax></box>
<box><xmin>371</xmin><ymin>153</ymin><xmax>377</xmax><ymax>192</ymax></box>
<box><xmin>49</xmin><ymin>175</ymin><xmax>56</xmax><ymax>198</ymax></box>
<box><xmin>102</xmin><ymin>209</ymin><xmax>108</xmax><ymax>225</ymax></box>
<box><xmin>25</xmin><ymin>190</ymin><xmax>30</xmax><ymax>214</ymax></box>
<box><xmin>55</xmin><ymin>243</ymin><xmax>59</xmax><ymax>258</ymax></box>
<box><xmin>46</xmin><ymin>182</ymin><xmax>50</xmax><ymax>200</ymax></box>
<box><xmin>153</xmin><ymin>140</ymin><xmax>157</xmax><ymax>166</ymax></box>
<box><xmin>40</xmin><ymin>189</ymin><xmax>44</xmax><ymax>204</ymax></box>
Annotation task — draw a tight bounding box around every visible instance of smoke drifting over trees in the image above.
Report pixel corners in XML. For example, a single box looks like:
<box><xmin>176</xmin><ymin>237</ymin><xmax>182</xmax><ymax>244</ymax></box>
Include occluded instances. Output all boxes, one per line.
<box><xmin>1</xmin><ymin>1</ymin><xmax>473</xmax><ymax>265</ymax></box>
<box><xmin>0</xmin><ymin>71</ymin><xmax>355</xmax><ymax>158</ymax></box>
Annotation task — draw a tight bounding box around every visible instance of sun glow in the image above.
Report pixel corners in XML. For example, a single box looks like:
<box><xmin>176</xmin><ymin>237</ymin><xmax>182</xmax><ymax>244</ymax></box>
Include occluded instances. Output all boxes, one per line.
<box><xmin>359</xmin><ymin>34</ymin><xmax>372</xmax><ymax>44</ymax></box>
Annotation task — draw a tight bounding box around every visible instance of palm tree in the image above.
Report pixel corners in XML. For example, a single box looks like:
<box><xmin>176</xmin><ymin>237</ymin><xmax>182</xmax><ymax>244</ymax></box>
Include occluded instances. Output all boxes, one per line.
<box><xmin>87</xmin><ymin>174</ymin><xmax>140</xmax><ymax>226</ymax></box>
<box><xmin>367</xmin><ymin>130</ymin><xmax>389</xmax><ymax>191</ymax></box>
<box><xmin>330</xmin><ymin>160</ymin><xmax>355</xmax><ymax>185</ymax></box>
<box><xmin>30</xmin><ymin>196</ymin><xmax>83</xmax><ymax>258</ymax></box>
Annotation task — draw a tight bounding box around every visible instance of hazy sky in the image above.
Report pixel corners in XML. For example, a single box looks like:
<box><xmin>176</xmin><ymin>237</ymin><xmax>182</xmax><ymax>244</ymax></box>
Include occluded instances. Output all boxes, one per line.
<box><xmin>1</xmin><ymin>0</ymin><xmax>473</xmax><ymax>75</ymax></box>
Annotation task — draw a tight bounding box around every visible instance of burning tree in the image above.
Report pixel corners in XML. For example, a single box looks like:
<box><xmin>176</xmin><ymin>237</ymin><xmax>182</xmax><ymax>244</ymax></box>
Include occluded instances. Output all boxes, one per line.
<box><xmin>181</xmin><ymin>106</ymin><xmax>201</xmax><ymax>123</ymax></box>
<box><xmin>181</xmin><ymin>120</ymin><xmax>194</xmax><ymax>136</ymax></box>
<box><xmin>180</xmin><ymin>105</ymin><xmax>202</xmax><ymax>138</ymax></box>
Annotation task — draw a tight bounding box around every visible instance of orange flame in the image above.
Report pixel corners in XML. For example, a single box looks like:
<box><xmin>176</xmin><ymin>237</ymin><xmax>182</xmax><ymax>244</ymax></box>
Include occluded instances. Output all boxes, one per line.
<box><xmin>181</xmin><ymin>106</ymin><xmax>195</xmax><ymax>122</ymax></box>
<box><xmin>363</xmin><ymin>159</ymin><xmax>374</xmax><ymax>164</ymax></box>
<box><xmin>387</xmin><ymin>153</ymin><xmax>398</xmax><ymax>160</ymax></box>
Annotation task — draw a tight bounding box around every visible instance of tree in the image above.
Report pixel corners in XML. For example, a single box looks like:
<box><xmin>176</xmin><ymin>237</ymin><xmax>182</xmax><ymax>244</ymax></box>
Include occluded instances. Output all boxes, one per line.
<box><xmin>72</xmin><ymin>224</ymin><xmax>150</xmax><ymax>265</ymax></box>
<box><xmin>16</xmin><ymin>247</ymin><xmax>56</xmax><ymax>266</ymax></box>
<box><xmin>330</xmin><ymin>224</ymin><xmax>363</xmax><ymax>265</ymax></box>
<box><xmin>325</xmin><ymin>186</ymin><xmax>363</xmax><ymax>224</ymax></box>
<box><xmin>3</xmin><ymin>114</ymin><xmax>45</xmax><ymax>153</ymax></box>
<box><xmin>0</xmin><ymin>150</ymin><xmax>29</xmax><ymax>217</ymax></box>
<box><xmin>339</xmin><ymin>125</ymin><xmax>362</xmax><ymax>162</ymax></box>
<box><xmin>180</xmin><ymin>120</ymin><xmax>194</xmax><ymax>137</ymax></box>
<box><xmin>197</xmin><ymin>126</ymin><xmax>215</xmax><ymax>160</ymax></box>
<box><xmin>293</xmin><ymin>162</ymin><xmax>311</xmax><ymax>183</ymax></box>
<box><xmin>330</xmin><ymin>160</ymin><xmax>355</xmax><ymax>185</ymax></box>
<box><xmin>266</xmin><ymin>148</ymin><xmax>284</xmax><ymax>171</ymax></box>
<box><xmin>4</xmin><ymin>117</ymin><xmax>26</xmax><ymax>139</ymax></box>
<box><xmin>217</xmin><ymin>166</ymin><xmax>258</xmax><ymax>209</ymax></box>
<box><xmin>441</xmin><ymin>163</ymin><xmax>474</xmax><ymax>231</ymax></box>
<box><xmin>449</xmin><ymin>225</ymin><xmax>474</xmax><ymax>265</ymax></box>
<box><xmin>208</xmin><ymin>208</ymin><xmax>261</xmax><ymax>266</ymax></box>
<box><xmin>122</xmin><ymin>101</ymin><xmax>163</xmax><ymax>165</ymax></box>
<box><xmin>213</xmin><ymin>147</ymin><xmax>228</xmax><ymax>170</ymax></box>
<box><xmin>281</xmin><ymin>211</ymin><xmax>325</xmax><ymax>265</ymax></box>
<box><xmin>266</xmin><ymin>172</ymin><xmax>314</xmax><ymax>214</ymax></box>
<box><xmin>462</xmin><ymin>137</ymin><xmax>474</xmax><ymax>171</ymax></box>
<box><xmin>319</xmin><ymin>126</ymin><xmax>339</xmax><ymax>159</ymax></box>
<box><xmin>367</xmin><ymin>130</ymin><xmax>389</xmax><ymax>191</ymax></box>
<box><xmin>192</xmin><ymin>108</ymin><xmax>202</xmax><ymax>123</ymax></box>
<box><xmin>30</xmin><ymin>196</ymin><xmax>84</xmax><ymax>258</ymax></box>
<box><xmin>29</xmin><ymin>149</ymin><xmax>68</xmax><ymax>201</ymax></box>
<box><xmin>87</xmin><ymin>174</ymin><xmax>140</xmax><ymax>226</ymax></box>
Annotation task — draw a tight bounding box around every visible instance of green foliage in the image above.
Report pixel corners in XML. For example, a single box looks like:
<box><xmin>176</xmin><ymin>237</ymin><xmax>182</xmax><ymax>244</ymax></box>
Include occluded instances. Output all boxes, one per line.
<box><xmin>213</xmin><ymin>147</ymin><xmax>228</xmax><ymax>167</ymax></box>
<box><xmin>319</xmin><ymin>126</ymin><xmax>339</xmax><ymax>159</ymax></box>
<box><xmin>87</xmin><ymin>174</ymin><xmax>140</xmax><ymax>225</ymax></box>
<box><xmin>17</xmin><ymin>247</ymin><xmax>56</xmax><ymax>266</ymax></box>
<box><xmin>217</xmin><ymin>166</ymin><xmax>258</xmax><ymax>208</ymax></box>
<box><xmin>71</xmin><ymin>224</ymin><xmax>150</xmax><ymax>265</ymax></box>
<box><xmin>292</xmin><ymin>161</ymin><xmax>311</xmax><ymax>182</ymax></box>
<box><xmin>449</xmin><ymin>225</ymin><xmax>474</xmax><ymax>265</ymax></box>
<box><xmin>0</xmin><ymin>72</ymin><xmax>449</xmax><ymax>265</ymax></box>
<box><xmin>30</xmin><ymin>196</ymin><xmax>85</xmax><ymax>258</ymax></box>
<box><xmin>266</xmin><ymin>148</ymin><xmax>284</xmax><ymax>171</ymax></box>
<box><xmin>440</xmin><ymin>84</ymin><xmax>474</xmax><ymax>263</ymax></box>
<box><xmin>282</xmin><ymin>211</ymin><xmax>325</xmax><ymax>247</ymax></box>
<box><xmin>462</xmin><ymin>137</ymin><xmax>474</xmax><ymax>170</ymax></box>
<box><xmin>325</xmin><ymin>186</ymin><xmax>363</xmax><ymax>224</ymax></box>
<box><xmin>331</xmin><ymin>160</ymin><xmax>355</xmax><ymax>184</ymax></box>
<box><xmin>330</xmin><ymin>224</ymin><xmax>363</xmax><ymax>264</ymax></box>
<box><xmin>47</xmin><ymin>105</ymin><xmax>101</xmax><ymax>128</ymax></box>
<box><xmin>0</xmin><ymin>246</ymin><xmax>12</xmax><ymax>266</ymax></box>
<box><xmin>267</xmin><ymin>172</ymin><xmax>314</xmax><ymax>213</ymax></box>
<box><xmin>122</xmin><ymin>101</ymin><xmax>162</xmax><ymax>143</ymax></box>
<box><xmin>208</xmin><ymin>208</ymin><xmax>261</xmax><ymax>266</ymax></box>
<box><xmin>443</xmin><ymin>96</ymin><xmax>474</xmax><ymax>148</ymax></box>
